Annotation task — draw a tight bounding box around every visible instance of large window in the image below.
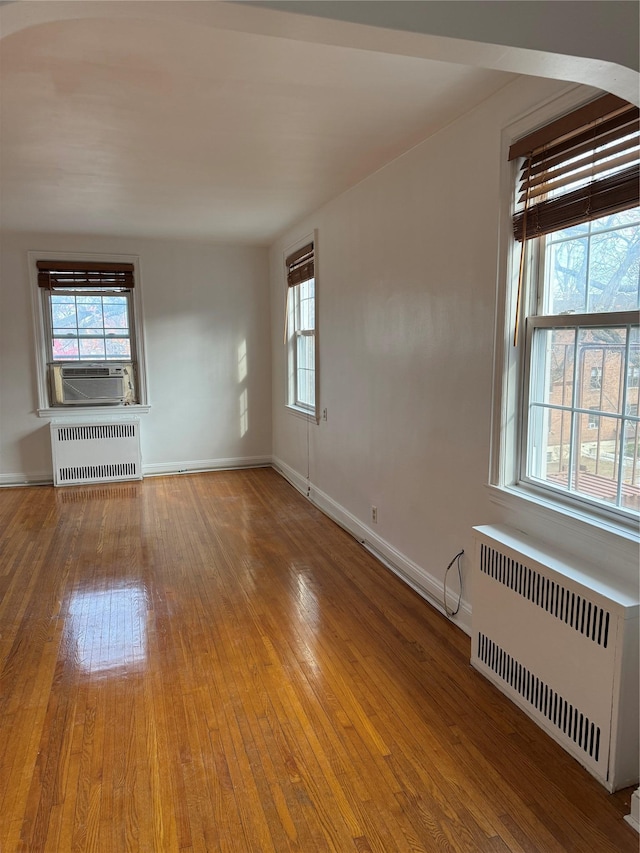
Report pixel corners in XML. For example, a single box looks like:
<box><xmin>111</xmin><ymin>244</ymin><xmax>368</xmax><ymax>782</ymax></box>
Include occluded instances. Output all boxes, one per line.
<box><xmin>31</xmin><ymin>255</ymin><xmax>148</xmax><ymax>412</ymax></box>
<box><xmin>508</xmin><ymin>94</ymin><xmax>639</xmax><ymax>524</ymax></box>
<box><xmin>285</xmin><ymin>240</ymin><xmax>318</xmax><ymax>419</ymax></box>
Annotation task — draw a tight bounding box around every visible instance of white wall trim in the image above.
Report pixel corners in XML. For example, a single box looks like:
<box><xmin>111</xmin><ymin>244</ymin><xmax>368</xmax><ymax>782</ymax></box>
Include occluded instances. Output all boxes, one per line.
<box><xmin>487</xmin><ymin>483</ymin><xmax>639</xmax><ymax>562</ymax></box>
<box><xmin>0</xmin><ymin>473</ymin><xmax>52</xmax><ymax>487</ymax></box>
<box><xmin>0</xmin><ymin>457</ymin><xmax>272</xmax><ymax>487</ymax></box>
<box><xmin>273</xmin><ymin>456</ymin><xmax>472</xmax><ymax>635</ymax></box>
<box><xmin>37</xmin><ymin>405</ymin><xmax>151</xmax><ymax>419</ymax></box>
<box><xmin>143</xmin><ymin>456</ymin><xmax>272</xmax><ymax>477</ymax></box>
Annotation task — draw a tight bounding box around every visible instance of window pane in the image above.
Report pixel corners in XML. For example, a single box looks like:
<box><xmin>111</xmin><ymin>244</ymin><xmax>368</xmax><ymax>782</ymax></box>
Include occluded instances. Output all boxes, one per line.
<box><xmin>588</xmin><ymin>225</ymin><xmax>640</xmax><ymax>312</ymax></box>
<box><xmin>296</xmin><ymin>333</ymin><xmax>315</xmax><ymax>407</ymax></box>
<box><xmin>79</xmin><ymin>339</ymin><xmax>106</xmax><ymax>359</ymax></box>
<box><xmin>52</xmin><ymin>339</ymin><xmax>79</xmax><ymax>360</ymax></box>
<box><xmin>574</xmin><ymin>413</ymin><xmax>623</xmax><ymax>506</ymax></box>
<box><xmin>529</xmin><ymin>327</ymin><xmax>575</xmax><ymax>407</ymax></box>
<box><xmin>527</xmin><ymin>324</ymin><xmax>640</xmax><ymax>514</ymax></box>
<box><xmin>51</xmin><ymin>297</ymin><xmax>77</xmax><ymax>328</ymax></box>
<box><xmin>77</xmin><ymin>300</ymin><xmax>104</xmax><ymax>329</ymax></box>
<box><xmin>545</xmin><ymin>236</ymin><xmax>587</xmax><ymax>314</ymax></box>
<box><xmin>528</xmin><ymin>403</ymin><xmax>572</xmax><ymax>489</ymax></box>
<box><xmin>103</xmin><ymin>297</ymin><xmax>129</xmax><ymax>330</ymax></box>
<box><xmin>105</xmin><ymin>339</ymin><xmax>131</xmax><ymax>359</ymax></box>
<box><xmin>576</xmin><ymin>328</ymin><xmax>626</xmax><ymax>415</ymax></box>
<box><xmin>297</xmin><ymin>279</ymin><xmax>315</xmax><ymax>332</ymax></box>
<box><xmin>543</xmin><ymin>210</ymin><xmax>640</xmax><ymax>316</ymax></box>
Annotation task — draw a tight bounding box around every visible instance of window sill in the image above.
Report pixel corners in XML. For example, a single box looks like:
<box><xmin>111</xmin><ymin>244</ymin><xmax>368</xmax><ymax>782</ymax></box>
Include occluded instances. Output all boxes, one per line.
<box><xmin>38</xmin><ymin>404</ymin><xmax>151</xmax><ymax>418</ymax></box>
<box><xmin>286</xmin><ymin>404</ymin><xmax>319</xmax><ymax>424</ymax></box>
<box><xmin>486</xmin><ymin>482</ymin><xmax>639</xmax><ymax>579</ymax></box>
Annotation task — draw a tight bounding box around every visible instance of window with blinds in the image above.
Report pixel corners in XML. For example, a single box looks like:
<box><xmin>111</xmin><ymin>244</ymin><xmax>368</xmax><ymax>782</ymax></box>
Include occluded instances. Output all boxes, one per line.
<box><xmin>509</xmin><ymin>94</ymin><xmax>640</xmax><ymax>522</ymax></box>
<box><xmin>37</xmin><ymin>260</ymin><xmax>136</xmax><ymax>363</ymax></box>
<box><xmin>511</xmin><ymin>94</ymin><xmax>639</xmax><ymax>241</ymax></box>
<box><xmin>31</xmin><ymin>256</ymin><xmax>146</xmax><ymax>410</ymax></box>
<box><xmin>285</xmin><ymin>241</ymin><xmax>318</xmax><ymax>418</ymax></box>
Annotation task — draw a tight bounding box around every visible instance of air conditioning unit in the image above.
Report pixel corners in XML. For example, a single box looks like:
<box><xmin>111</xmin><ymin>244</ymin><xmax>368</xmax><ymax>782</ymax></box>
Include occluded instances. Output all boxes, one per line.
<box><xmin>51</xmin><ymin>364</ymin><xmax>126</xmax><ymax>405</ymax></box>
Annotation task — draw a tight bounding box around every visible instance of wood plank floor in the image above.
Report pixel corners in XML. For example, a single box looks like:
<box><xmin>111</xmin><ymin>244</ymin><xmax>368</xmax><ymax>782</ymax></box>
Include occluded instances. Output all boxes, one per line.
<box><xmin>0</xmin><ymin>467</ymin><xmax>636</xmax><ymax>852</ymax></box>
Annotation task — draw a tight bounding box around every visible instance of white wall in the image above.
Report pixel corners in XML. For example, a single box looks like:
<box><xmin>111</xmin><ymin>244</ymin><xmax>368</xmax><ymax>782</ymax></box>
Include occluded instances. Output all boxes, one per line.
<box><xmin>269</xmin><ymin>74</ymin><xmax>639</xmax><ymax>632</ymax></box>
<box><xmin>0</xmin><ymin>233</ymin><xmax>272</xmax><ymax>481</ymax></box>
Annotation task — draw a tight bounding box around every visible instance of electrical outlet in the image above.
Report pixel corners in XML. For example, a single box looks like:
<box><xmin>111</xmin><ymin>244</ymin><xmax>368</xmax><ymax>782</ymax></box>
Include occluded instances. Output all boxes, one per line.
<box><xmin>371</xmin><ymin>506</ymin><xmax>378</xmax><ymax>523</ymax></box>
<box><xmin>322</xmin><ymin>408</ymin><xmax>328</xmax><ymax>421</ymax></box>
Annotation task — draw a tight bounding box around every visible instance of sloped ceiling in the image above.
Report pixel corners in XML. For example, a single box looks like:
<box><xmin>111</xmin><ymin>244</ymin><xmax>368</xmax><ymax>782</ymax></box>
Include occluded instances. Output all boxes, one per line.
<box><xmin>0</xmin><ymin>1</ymin><xmax>634</xmax><ymax>244</ymax></box>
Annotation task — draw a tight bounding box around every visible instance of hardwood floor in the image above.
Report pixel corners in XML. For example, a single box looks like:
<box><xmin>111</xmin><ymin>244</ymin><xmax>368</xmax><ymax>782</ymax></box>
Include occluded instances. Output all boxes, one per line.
<box><xmin>0</xmin><ymin>468</ymin><xmax>636</xmax><ymax>852</ymax></box>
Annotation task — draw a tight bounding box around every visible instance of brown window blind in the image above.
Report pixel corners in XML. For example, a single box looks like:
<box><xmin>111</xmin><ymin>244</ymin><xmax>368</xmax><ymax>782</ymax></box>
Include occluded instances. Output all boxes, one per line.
<box><xmin>37</xmin><ymin>261</ymin><xmax>135</xmax><ymax>288</ymax></box>
<box><xmin>510</xmin><ymin>94</ymin><xmax>639</xmax><ymax>242</ymax></box>
<box><xmin>285</xmin><ymin>243</ymin><xmax>314</xmax><ymax>287</ymax></box>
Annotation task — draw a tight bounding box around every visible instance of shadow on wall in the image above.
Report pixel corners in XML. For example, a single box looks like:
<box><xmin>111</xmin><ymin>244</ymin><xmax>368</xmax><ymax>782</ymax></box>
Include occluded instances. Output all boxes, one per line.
<box><xmin>20</xmin><ymin>423</ymin><xmax>53</xmax><ymax>481</ymax></box>
<box><xmin>238</xmin><ymin>338</ymin><xmax>248</xmax><ymax>438</ymax></box>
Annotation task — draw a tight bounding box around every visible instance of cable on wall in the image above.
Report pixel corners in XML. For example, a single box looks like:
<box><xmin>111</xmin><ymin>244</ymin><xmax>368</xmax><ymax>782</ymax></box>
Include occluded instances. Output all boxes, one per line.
<box><xmin>443</xmin><ymin>550</ymin><xmax>464</xmax><ymax>618</ymax></box>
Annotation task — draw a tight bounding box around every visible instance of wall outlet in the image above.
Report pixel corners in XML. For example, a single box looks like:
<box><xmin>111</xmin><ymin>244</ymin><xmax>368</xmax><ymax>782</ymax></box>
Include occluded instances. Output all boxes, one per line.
<box><xmin>322</xmin><ymin>408</ymin><xmax>328</xmax><ymax>421</ymax></box>
<box><xmin>371</xmin><ymin>506</ymin><xmax>378</xmax><ymax>523</ymax></box>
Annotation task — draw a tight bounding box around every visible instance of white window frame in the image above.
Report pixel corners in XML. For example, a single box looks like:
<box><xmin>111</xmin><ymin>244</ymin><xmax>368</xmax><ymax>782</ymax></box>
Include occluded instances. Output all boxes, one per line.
<box><xmin>490</xmin><ymin>88</ymin><xmax>640</xmax><ymax>544</ymax></box>
<box><xmin>284</xmin><ymin>233</ymin><xmax>319</xmax><ymax>422</ymax></box>
<box><xmin>29</xmin><ymin>251</ymin><xmax>150</xmax><ymax>417</ymax></box>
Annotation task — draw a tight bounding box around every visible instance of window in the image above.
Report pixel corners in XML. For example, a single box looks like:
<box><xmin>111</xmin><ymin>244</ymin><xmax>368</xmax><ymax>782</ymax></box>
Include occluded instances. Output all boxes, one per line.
<box><xmin>38</xmin><ymin>261</ymin><xmax>134</xmax><ymax>363</ymax></box>
<box><xmin>508</xmin><ymin>94</ymin><xmax>639</xmax><ymax>522</ymax></box>
<box><xmin>285</xmin><ymin>240</ymin><xmax>318</xmax><ymax>419</ymax></box>
<box><xmin>31</xmin><ymin>255</ymin><xmax>148</xmax><ymax>412</ymax></box>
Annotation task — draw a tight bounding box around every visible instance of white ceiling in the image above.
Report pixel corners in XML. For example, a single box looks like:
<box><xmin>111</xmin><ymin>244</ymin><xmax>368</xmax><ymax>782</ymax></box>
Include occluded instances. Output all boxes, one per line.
<box><xmin>2</xmin><ymin>1</ymin><xmax>635</xmax><ymax>245</ymax></box>
<box><xmin>0</xmin><ymin>1</ymin><xmax>527</xmax><ymax>244</ymax></box>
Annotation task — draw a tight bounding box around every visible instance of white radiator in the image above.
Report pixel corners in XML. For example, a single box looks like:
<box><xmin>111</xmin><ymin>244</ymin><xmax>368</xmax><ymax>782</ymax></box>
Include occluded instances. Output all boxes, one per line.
<box><xmin>50</xmin><ymin>420</ymin><xmax>142</xmax><ymax>486</ymax></box>
<box><xmin>471</xmin><ymin>524</ymin><xmax>639</xmax><ymax>792</ymax></box>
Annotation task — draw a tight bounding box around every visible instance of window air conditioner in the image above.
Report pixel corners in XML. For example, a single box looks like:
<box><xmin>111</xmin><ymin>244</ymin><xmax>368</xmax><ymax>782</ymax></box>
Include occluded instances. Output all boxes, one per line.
<box><xmin>53</xmin><ymin>365</ymin><xmax>126</xmax><ymax>405</ymax></box>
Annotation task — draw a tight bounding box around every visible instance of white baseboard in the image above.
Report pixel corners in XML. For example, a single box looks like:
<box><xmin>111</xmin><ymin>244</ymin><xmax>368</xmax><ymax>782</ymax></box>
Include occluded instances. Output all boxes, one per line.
<box><xmin>0</xmin><ymin>457</ymin><xmax>272</xmax><ymax>487</ymax></box>
<box><xmin>272</xmin><ymin>457</ymin><xmax>472</xmax><ymax>635</ymax></box>
<box><xmin>142</xmin><ymin>456</ymin><xmax>272</xmax><ymax>477</ymax></box>
<box><xmin>0</xmin><ymin>472</ymin><xmax>52</xmax><ymax>487</ymax></box>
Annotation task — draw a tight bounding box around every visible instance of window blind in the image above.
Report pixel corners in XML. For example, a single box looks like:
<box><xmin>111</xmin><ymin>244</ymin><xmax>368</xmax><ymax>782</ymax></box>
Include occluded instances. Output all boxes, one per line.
<box><xmin>285</xmin><ymin>243</ymin><xmax>314</xmax><ymax>287</ymax></box>
<box><xmin>37</xmin><ymin>261</ymin><xmax>135</xmax><ymax>289</ymax></box>
<box><xmin>510</xmin><ymin>94</ymin><xmax>639</xmax><ymax>242</ymax></box>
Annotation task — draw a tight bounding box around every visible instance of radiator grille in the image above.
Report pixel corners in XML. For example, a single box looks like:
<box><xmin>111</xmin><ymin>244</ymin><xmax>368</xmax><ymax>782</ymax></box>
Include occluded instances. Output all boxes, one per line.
<box><xmin>477</xmin><ymin>632</ymin><xmax>601</xmax><ymax>761</ymax></box>
<box><xmin>479</xmin><ymin>543</ymin><xmax>610</xmax><ymax>648</ymax></box>
<box><xmin>58</xmin><ymin>463</ymin><xmax>138</xmax><ymax>484</ymax></box>
<box><xmin>50</xmin><ymin>420</ymin><xmax>141</xmax><ymax>486</ymax></box>
<box><xmin>56</xmin><ymin>424</ymin><xmax>137</xmax><ymax>442</ymax></box>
